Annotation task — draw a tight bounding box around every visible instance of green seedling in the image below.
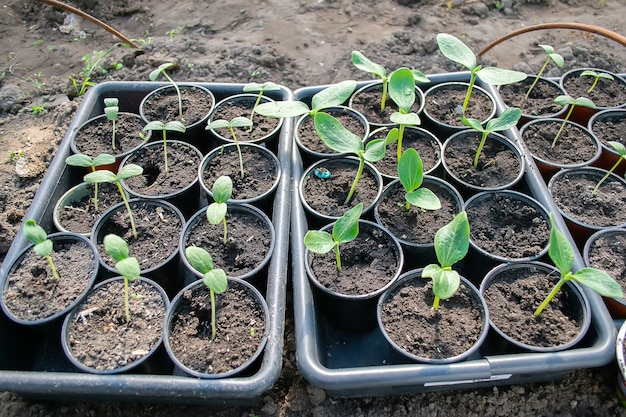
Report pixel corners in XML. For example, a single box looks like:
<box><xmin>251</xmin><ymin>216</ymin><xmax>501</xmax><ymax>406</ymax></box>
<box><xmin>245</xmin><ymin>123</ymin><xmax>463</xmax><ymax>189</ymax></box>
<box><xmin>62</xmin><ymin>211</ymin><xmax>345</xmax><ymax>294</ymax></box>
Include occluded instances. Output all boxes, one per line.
<box><xmin>397</xmin><ymin>148</ymin><xmax>441</xmax><ymax>212</ymax></box>
<box><xmin>205</xmin><ymin>176</ymin><xmax>233</xmax><ymax>245</ymax></box>
<box><xmin>185</xmin><ymin>246</ymin><xmax>228</xmax><ymax>340</ymax></box>
<box><xmin>551</xmin><ymin>95</ymin><xmax>596</xmax><ymax>148</ymax></box>
<box><xmin>30</xmin><ymin>105</ymin><xmax>47</xmax><ymax>116</ymax></box>
<box><xmin>143</xmin><ymin>120</ymin><xmax>186</xmax><ymax>173</ymax></box>
<box><xmin>70</xmin><ymin>44</ymin><xmax>120</xmax><ymax>97</ymax></box>
<box><xmin>242</xmin><ymin>81</ymin><xmax>281</xmax><ymax>130</ymax></box>
<box><xmin>525</xmin><ymin>45</ymin><xmax>564</xmax><ymax>99</ymax></box>
<box><xmin>149</xmin><ymin>62</ymin><xmax>183</xmax><ymax>118</ymax></box>
<box><xmin>65</xmin><ymin>153</ymin><xmax>116</xmax><ymax>211</ymax></box>
<box><xmin>104</xmin><ymin>98</ymin><xmax>119</xmax><ymax>151</ymax></box>
<box><xmin>314</xmin><ymin>112</ymin><xmax>386</xmax><ymax>204</ymax></box>
<box><xmin>103</xmin><ymin>234</ymin><xmax>141</xmax><ymax>323</ymax></box>
<box><xmin>580</xmin><ymin>70</ymin><xmax>614</xmax><ymax>94</ymax></box>
<box><xmin>304</xmin><ymin>203</ymin><xmax>363</xmax><ymax>272</ymax></box>
<box><xmin>351</xmin><ymin>51</ymin><xmax>429</xmax><ymax>111</ymax></box>
<box><xmin>461</xmin><ymin>107</ymin><xmax>522</xmax><ymax>168</ymax></box>
<box><xmin>436</xmin><ymin>33</ymin><xmax>527</xmax><ymax>114</ymax></box>
<box><xmin>422</xmin><ymin>211</ymin><xmax>470</xmax><ymax>310</ymax></box>
<box><xmin>592</xmin><ymin>141</ymin><xmax>626</xmax><ymax>195</ymax></box>
<box><xmin>205</xmin><ymin>118</ymin><xmax>252</xmax><ymax>178</ymax></box>
<box><xmin>84</xmin><ymin>164</ymin><xmax>144</xmax><ymax>239</ymax></box>
<box><xmin>388</xmin><ymin>67</ymin><xmax>422</xmax><ymax>163</ymax></box>
<box><xmin>533</xmin><ymin>214</ymin><xmax>623</xmax><ymax>316</ymax></box>
<box><xmin>23</xmin><ymin>219</ymin><xmax>60</xmax><ymax>280</ymax></box>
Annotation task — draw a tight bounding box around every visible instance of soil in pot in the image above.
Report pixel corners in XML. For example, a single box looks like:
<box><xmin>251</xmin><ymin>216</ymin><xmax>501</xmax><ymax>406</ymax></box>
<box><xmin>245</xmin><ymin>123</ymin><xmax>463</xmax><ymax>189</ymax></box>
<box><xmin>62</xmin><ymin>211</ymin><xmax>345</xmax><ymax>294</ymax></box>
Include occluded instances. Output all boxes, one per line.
<box><xmin>379</xmin><ymin>277</ymin><xmax>485</xmax><ymax>361</ymax></box>
<box><xmin>561</xmin><ymin>69</ymin><xmax>626</xmax><ymax>110</ymax></box>
<box><xmin>483</xmin><ymin>265</ymin><xmax>587</xmax><ymax>350</ymax></box>
<box><xmin>349</xmin><ymin>83</ymin><xmax>424</xmax><ymax>126</ymax></box>
<box><xmin>466</xmin><ymin>192</ymin><xmax>550</xmax><ymax>261</ymax></box>
<box><xmin>585</xmin><ymin>229</ymin><xmax>626</xmax><ymax>298</ymax></box>
<box><xmin>140</xmin><ymin>85</ymin><xmax>214</xmax><ymax>127</ymax></box>
<box><xmin>423</xmin><ymin>83</ymin><xmax>494</xmax><ymax>128</ymax></box>
<box><xmin>71</xmin><ymin>113</ymin><xmax>146</xmax><ymax>157</ymax></box>
<box><xmin>121</xmin><ymin>141</ymin><xmax>200</xmax><ymax>198</ymax></box>
<box><xmin>443</xmin><ymin>131</ymin><xmax>522</xmax><ymax>191</ymax></box>
<box><xmin>209</xmin><ymin>95</ymin><xmax>282</xmax><ymax>143</ymax></box>
<box><xmin>498</xmin><ymin>77</ymin><xmax>565</xmax><ymax>119</ymax></box>
<box><xmin>63</xmin><ymin>277</ymin><xmax>167</xmax><ymax>372</ymax></box>
<box><xmin>55</xmin><ymin>182</ymin><xmax>122</xmax><ymax>236</ymax></box>
<box><xmin>184</xmin><ymin>207</ymin><xmax>273</xmax><ymax>278</ymax></box>
<box><xmin>301</xmin><ymin>158</ymin><xmax>381</xmax><ymax>220</ymax></box>
<box><xmin>201</xmin><ymin>144</ymin><xmax>279</xmax><ymax>202</ymax></box>
<box><xmin>588</xmin><ymin>110</ymin><xmax>626</xmax><ymax>176</ymax></box>
<box><xmin>2</xmin><ymin>237</ymin><xmax>96</xmax><ymax>323</ymax></box>
<box><xmin>549</xmin><ymin>168</ymin><xmax>626</xmax><ymax>229</ymax></box>
<box><xmin>166</xmin><ymin>279</ymin><xmax>267</xmax><ymax>376</ymax></box>
<box><xmin>367</xmin><ymin>127</ymin><xmax>441</xmax><ymax>179</ymax></box>
<box><xmin>297</xmin><ymin>107</ymin><xmax>367</xmax><ymax>155</ymax></box>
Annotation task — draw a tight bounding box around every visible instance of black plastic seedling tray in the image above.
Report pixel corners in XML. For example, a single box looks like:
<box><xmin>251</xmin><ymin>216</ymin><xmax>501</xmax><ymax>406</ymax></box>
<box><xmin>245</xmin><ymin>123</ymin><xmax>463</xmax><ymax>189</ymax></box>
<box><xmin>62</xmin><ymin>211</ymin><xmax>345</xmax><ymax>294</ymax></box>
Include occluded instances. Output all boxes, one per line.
<box><xmin>291</xmin><ymin>72</ymin><xmax>616</xmax><ymax>397</ymax></box>
<box><xmin>0</xmin><ymin>81</ymin><xmax>293</xmax><ymax>405</ymax></box>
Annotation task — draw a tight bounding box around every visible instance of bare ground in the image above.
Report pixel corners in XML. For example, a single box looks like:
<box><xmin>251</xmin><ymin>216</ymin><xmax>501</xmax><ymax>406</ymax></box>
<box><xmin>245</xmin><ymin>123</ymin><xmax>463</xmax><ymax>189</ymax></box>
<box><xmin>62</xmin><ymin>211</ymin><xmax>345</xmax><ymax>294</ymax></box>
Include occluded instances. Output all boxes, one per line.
<box><xmin>1</xmin><ymin>0</ymin><xmax>626</xmax><ymax>415</ymax></box>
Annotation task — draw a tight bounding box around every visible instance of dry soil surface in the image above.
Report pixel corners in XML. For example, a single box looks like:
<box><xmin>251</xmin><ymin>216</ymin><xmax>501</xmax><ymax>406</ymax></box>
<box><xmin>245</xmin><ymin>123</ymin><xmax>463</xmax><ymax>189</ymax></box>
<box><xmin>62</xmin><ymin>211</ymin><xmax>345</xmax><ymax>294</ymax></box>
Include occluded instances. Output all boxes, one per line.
<box><xmin>1</xmin><ymin>0</ymin><xmax>626</xmax><ymax>416</ymax></box>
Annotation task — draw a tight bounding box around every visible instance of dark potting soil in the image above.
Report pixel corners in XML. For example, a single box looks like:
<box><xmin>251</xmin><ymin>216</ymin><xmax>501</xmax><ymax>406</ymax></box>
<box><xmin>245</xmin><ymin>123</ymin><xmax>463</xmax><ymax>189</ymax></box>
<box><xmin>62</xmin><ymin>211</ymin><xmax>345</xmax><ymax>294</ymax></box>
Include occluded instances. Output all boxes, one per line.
<box><xmin>141</xmin><ymin>85</ymin><xmax>214</xmax><ymax>126</ymax></box>
<box><xmin>443</xmin><ymin>131</ymin><xmax>522</xmax><ymax>188</ymax></box>
<box><xmin>367</xmin><ymin>128</ymin><xmax>441</xmax><ymax>178</ymax></box>
<box><xmin>65</xmin><ymin>278</ymin><xmax>166</xmax><ymax>371</ymax></box>
<box><xmin>550</xmin><ymin>170</ymin><xmax>626</xmax><ymax>228</ymax></box>
<box><xmin>587</xmin><ymin>230</ymin><xmax>626</xmax><ymax>294</ymax></box>
<box><xmin>73</xmin><ymin>113</ymin><xmax>146</xmax><ymax>157</ymax></box>
<box><xmin>185</xmin><ymin>210</ymin><xmax>272</xmax><ymax>277</ymax></box>
<box><xmin>466</xmin><ymin>192</ymin><xmax>550</xmax><ymax>259</ymax></box>
<box><xmin>590</xmin><ymin>112</ymin><xmax>626</xmax><ymax>149</ymax></box>
<box><xmin>308</xmin><ymin>223</ymin><xmax>400</xmax><ymax>296</ymax></box>
<box><xmin>167</xmin><ymin>281</ymin><xmax>266</xmax><ymax>375</ymax></box>
<box><xmin>202</xmin><ymin>145</ymin><xmax>278</xmax><ymax>201</ymax></box>
<box><xmin>562</xmin><ymin>72</ymin><xmax>626</xmax><ymax>108</ymax></box>
<box><xmin>122</xmin><ymin>141</ymin><xmax>200</xmax><ymax>196</ymax></box>
<box><xmin>522</xmin><ymin>120</ymin><xmax>598</xmax><ymax>166</ymax></box>
<box><xmin>375</xmin><ymin>181</ymin><xmax>460</xmax><ymax>245</ymax></box>
<box><xmin>57</xmin><ymin>182</ymin><xmax>122</xmax><ymax>235</ymax></box>
<box><xmin>423</xmin><ymin>84</ymin><xmax>493</xmax><ymax>127</ymax></box>
<box><xmin>97</xmin><ymin>202</ymin><xmax>182</xmax><ymax>270</ymax></box>
<box><xmin>350</xmin><ymin>86</ymin><xmax>423</xmax><ymax>126</ymax></box>
<box><xmin>302</xmin><ymin>159</ymin><xmax>379</xmax><ymax>218</ymax></box>
<box><xmin>483</xmin><ymin>268</ymin><xmax>584</xmax><ymax>348</ymax></box>
<box><xmin>498</xmin><ymin>78</ymin><xmax>564</xmax><ymax>117</ymax></box>
<box><xmin>297</xmin><ymin>109</ymin><xmax>367</xmax><ymax>154</ymax></box>
<box><xmin>380</xmin><ymin>279</ymin><xmax>484</xmax><ymax>360</ymax></box>
<box><xmin>210</xmin><ymin>97</ymin><xmax>281</xmax><ymax>142</ymax></box>
<box><xmin>3</xmin><ymin>240</ymin><xmax>95</xmax><ymax>321</ymax></box>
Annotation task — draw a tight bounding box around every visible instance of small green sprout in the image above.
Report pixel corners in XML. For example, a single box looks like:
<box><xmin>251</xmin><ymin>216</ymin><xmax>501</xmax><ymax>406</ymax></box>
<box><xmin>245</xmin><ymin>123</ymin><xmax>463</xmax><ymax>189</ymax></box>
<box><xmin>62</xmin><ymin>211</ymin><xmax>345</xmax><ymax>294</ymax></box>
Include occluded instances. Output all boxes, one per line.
<box><xmin>580</xmin><ymin>70</ymin><xmax>614</xmax><ymax>94</ymax></box>
<box><xmin>103</xmin><ymin>234</ymin><xmax>141</xmax><ymax>323</ymax></box>
<box><xmin>525</xmin><ymin>45</ymin><xmax>564</xmax><ymax>99</ymax></box>
<box><xmin>205</xmin><ymin>176</ymin><xmax>233</xmax><ymax>245</ymax></box>
<box><xmin>461</xmin><ymin>107</ymin><xmax>522</xmax><ymax>168</ymax></box>
<box><xmin>23</xmin><ymin>219</ymin><xmax>60</xmax><ymax>280</ymax></box>
<box><xmin>84</xmin><ymin>164</ymin><xmax>144</xmax><ymax>239</ymax></box>
<box><xmin>388</xmin><ymin>67</ymin><xmax>422</xmax><ymax>163</ymax></box>
<box><xmin>143</xmin><ymin>120</ymin><xmax>186</xmax><ymax>173</ymax></box>
<box><xmin>592</xmin><ymin>141</ymin><xmax>626</xmax><ymax>195</ymax></box>
<box><xmin>242</xmin><ymin>81</ymin><xmax>281</xmax><ymax>130</ymax></box>
<box><xmin>304</xmin><ymin>203</ymin><xmax>363</xmax><ymax>272</ymax></box>
<box><xmin>422</xmin><ymin>211</ymin><xmax>470</xmax><ymax>310</ymax></box>
<box><xmin>65</xmin><ymin>153</ymin><xmax>116</xmax><ymax>211</ymax></box>
<box><xmin>551</xmin><ymin>96</ymin><xmax>596</xmax><ymax>148</ymax></box>
<box><xmin>104</xmin><ymin>98</ymin><xmax>119</xmax><ymax>150</ymax></box>
<box><xmin>314</xmin><ymin>112</ymin><xmax>386</xmax><ymax>204</ymax></box>
<box><xmin>436</xmin><ymin>33</ymin><xmax>526</xmax><ymax>114</ymax></box>
<box><xmin>185</xmin><ymin>246</ymin><xmax>228</xmax><ymax>340</ymax></box>
<box><xmin>533</xmin><ymin>214</ymin><xmax>623</xmax><ymax>316</ymax></box>
<box><xmin>149</xmin><ymin>62</ymin><xmax>183</xmax><ymax>118</ymax></box>
<box><xmin>205</xmin><ymin>117</ymin><xmax>252</xmax><ymax>178</ymax></box>
<box><xmin>397</xmin><ymin>148</ymin><xmax>441</xmax><ymax>212</ymax></box>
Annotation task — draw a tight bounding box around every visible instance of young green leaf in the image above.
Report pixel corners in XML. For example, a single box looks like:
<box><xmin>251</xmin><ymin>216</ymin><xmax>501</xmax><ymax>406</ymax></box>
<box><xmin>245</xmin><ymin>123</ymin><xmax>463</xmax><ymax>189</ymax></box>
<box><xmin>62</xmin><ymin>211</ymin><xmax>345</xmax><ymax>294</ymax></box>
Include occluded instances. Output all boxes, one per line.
<box><xmin>592</xmin><ymin>141</ymin><xmax>626</xmax><ymax>195</ymax></box>
<box><xmin>436</xmin><ymin>33</ymin><xmax>477</xmax><ymax>71</ymax></box>
<box><xmin>398</xmin><ymin>148</ymin><xmax>441</xmax><ymax>211</ymax></box>
<box><xmin>580</xmin><ymin>70</ymin><xmax>614</xmax><ymax>94</ymax></box>
<box><xmin>310</xmin><ymin>80</ymin><xmax>357</xmax><ymax>112</ymax></box>
<box><xmin>388</xmin><ymin>68</ymin><xmax>415</xmax><ymax>113</ymax></box>
<box><xmin>103</xmin><ymin>233</ymin><xmax>140</xmax><ymax>323</ymax></box>
<box><xmin>551</xmin><ymin>96</ymin><xmax>596</xmax><ymax>148</ymax></box>
<box><xmin>351</xmin><ymin>51</ymin><xmax>386</xmax><ymax>79</ymax></box>
<box><xmin>206</xmin><ymin>176</ymin><xmax>232</xmax><ymax>244</ymax></box>
<box><xmin>525</xmin><ymin>44</ymin><xmax>564</xmax><ymax>99</ymax></box>
<box><xmin>149</xmin><ymin>62</ymin><xmax>183</xmax><ymax>117</ymax></box>
<box><xmin>547</xmin><ymin>214</ymin><xmax>574</xmax><ymax>278</ymax></box>
<box><xmin>23</xmin><ymin>219</ymin><xmax>60</xmax><ymax>280</ymax></box>
<box><xmin>103</xmin><ymin>233</ymin><xmax>129</xmax><ymax>262</ymax></box>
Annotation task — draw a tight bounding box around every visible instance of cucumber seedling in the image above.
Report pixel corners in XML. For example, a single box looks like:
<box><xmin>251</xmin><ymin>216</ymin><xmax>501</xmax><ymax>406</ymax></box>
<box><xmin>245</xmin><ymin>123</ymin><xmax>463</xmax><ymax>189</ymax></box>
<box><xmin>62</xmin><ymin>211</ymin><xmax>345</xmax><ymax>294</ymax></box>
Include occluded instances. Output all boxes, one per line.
<box><xmin>103</xmin><ymin>234</ymin><xmax>141</xmax><ymax>323</ymax></box>
<box><xmin>205</xmin><ymin>175</ymin><xmax>233</xmax><ymax>245</ymax></box>
<box><xmin>592</xmin><ymin>141</ymin><xmax>626</xmax><ymax>195</ymax></box>
<box><xmin>103</xmin><ymin>98</ymin><xmax>120</xmax><ymax>150</ymax></box>
<box><xmin>525</xmin><ymin>45</ymin><xmax>564</xmax><ymax>99</ymax></box>
<box><xmin>397</xmin><ymin>148</ymin><xmax>441</xmax><ymax>212</ymax></box>
<box><xmin>205</xmin><ymin>117</ymin><xmax>252</xmax><ymax>178</ymax></box>
<box><xmin>23</xmin><ymin>219</ymin><xmax>60</xmax><ymax>280</ymax></box>
<box><xmin>149</xmin><ymin>62</ymin><xmax>183</xmax><ymax>119</ymax></box>
<box><xmin>579</xmin><ymin>70</ymin><xmax>614</xmax><ymax>94</ymax></box>
<box><xmin>388</xmin><ymin>67</ymin><xmax>423</xmax><ymax>163</ymax></box>
<box><xmin>551</xmin><ymin>95</ymin><xmax>596</xmax><ymax>148</ymax></box>
<box><xmin>143</xmin><ymin>120</ymin><xmax>186</xmax><ymax>173</ymax></box>
<box><xmin>242</xmin><ymin>81</ymin><xmax>281</xmax><ymax>130</ymax></box>
<box><xmin>65</xmin><ymin>153</ymin><xmax>116</xmax><ymax>212</ymax></box>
